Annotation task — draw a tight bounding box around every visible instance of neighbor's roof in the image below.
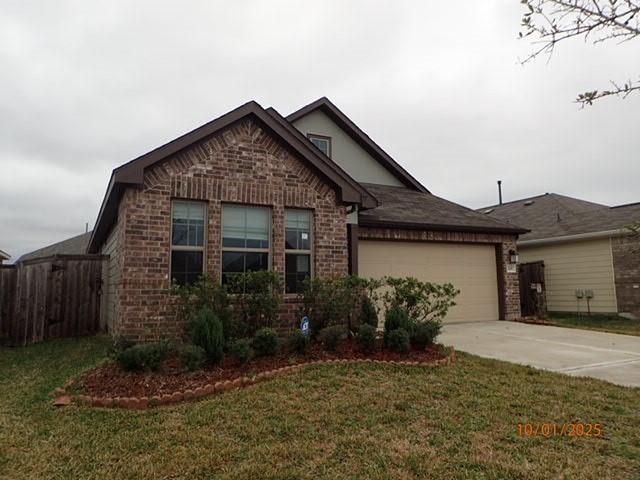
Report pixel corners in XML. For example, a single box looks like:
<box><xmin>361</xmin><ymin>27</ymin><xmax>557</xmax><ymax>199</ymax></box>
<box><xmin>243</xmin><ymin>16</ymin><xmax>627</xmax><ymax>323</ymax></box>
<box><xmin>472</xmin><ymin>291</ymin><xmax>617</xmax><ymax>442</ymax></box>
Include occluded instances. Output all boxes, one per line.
<box><xmin>479</xmin><ymin>193</ymin><xmax>640</xmax><ymax>241</ymax></box>
<box><xmin>0</xmin><ymin>249</ymin><xmax>10</xmax><ymax>261</ymax></box>
<box><xmin>17</xmin><ymin>232</ymin><xmax>93</xmax><ymax>263</ymax></box>
<box><xmin>88</xmin><ymin>100</ymin><xmax>377</xmax><ymax>253</ymax></box>
<box><xmin>359</xmin><ymin>184</ymin><xmax>528</xmax><ymax>235</ymax></box>
<box><xmin>287</xmin><ymin>97</ymin><xmax>429</xmax><ymax>193</ymax></box>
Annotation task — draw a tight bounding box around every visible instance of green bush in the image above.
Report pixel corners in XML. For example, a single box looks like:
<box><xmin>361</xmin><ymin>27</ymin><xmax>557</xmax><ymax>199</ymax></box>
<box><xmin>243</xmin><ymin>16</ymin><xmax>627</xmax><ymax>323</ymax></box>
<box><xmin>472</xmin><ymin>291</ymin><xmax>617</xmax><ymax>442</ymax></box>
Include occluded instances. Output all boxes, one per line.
<box><xmin>357</xmin><ymin>324</ymin><xmax>377</xmax><ymax>353</ymax></box>
<box><xmin>116</xmin><ymin>341</ymin><xmax>171</xmax><ymax>372</ymax></box>
<box><xmin>384</xmin><ymin>305</ymin><xmax>412</xmax><ymax>333</ymax></box>
<box><xmin>359</xmin><ymin>296</ymin><xmax>379</xmax><ymax>328</ymax></box>
<box><xmin>288</xmin><ymin>330</ymin><xmax>310</xmax><ymax>354</ymax></box>
<box><xmin>318</xmin><ymin>325</ymin><xmax>347</xmax><ymax>351</ymax></box>
<box><xmin>382</xmin><ymin>277</ymin><xmax>459</xmax><ymax>323</ymax></box>
<box><xmin>227</xmin><ymin>271</ymin><xmax>284</xmax><ymax>336</ymax></box>
<box><xmin>412</xmin><ymin>320</ymin><xmax>442</xmax><ymax>349</ymax></box>
<box><xmin>229</xmin><ymin>338</ymin><xmax>255</xmax><ymax>364</ymax></box>
<box><xmin>386</xmin><ymin>328</ymin><xmax>411</xmax><ymax>353</ymax></box>
<box><xmin>178</xmin><ymin>345</ymin><xmax>206</xmax><ymax>371</ymax></box>
<box><xmin>108</xmin><ymin>336</ymin><xmax>135</xmax><ymax>358</ymax></box>
<box><xmin>191</xmin><ymin>307</ymin><xmax>225</xmax><ymax>364</ymax></box>
<box><xmin>253</xmin><ymin>327</ymin><xmax>280</xmax><ymax>357</ymax></box>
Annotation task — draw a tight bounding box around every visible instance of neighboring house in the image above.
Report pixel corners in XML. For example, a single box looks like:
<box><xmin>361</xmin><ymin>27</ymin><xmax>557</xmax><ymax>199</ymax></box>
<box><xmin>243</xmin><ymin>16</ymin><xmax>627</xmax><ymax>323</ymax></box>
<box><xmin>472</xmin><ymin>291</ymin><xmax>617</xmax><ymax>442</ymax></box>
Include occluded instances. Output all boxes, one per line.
<box><xmin>16</xmin><ymin>232</ymin><xmax>93</xmax><ymax>263</ymax></box>
<box><xmin>0</xmin><ymin>250</ymin><xmax>10</xmax><ymax>265</ymax></box>
<box><xmin>481</xmin><ymin>194</ymin><xmax>640</xmax><ymax>318</ymax></box>
<box><xmin>87</xmin><ymin>97</ymin><xmax>526</xmax><ymax>341</ymax></box>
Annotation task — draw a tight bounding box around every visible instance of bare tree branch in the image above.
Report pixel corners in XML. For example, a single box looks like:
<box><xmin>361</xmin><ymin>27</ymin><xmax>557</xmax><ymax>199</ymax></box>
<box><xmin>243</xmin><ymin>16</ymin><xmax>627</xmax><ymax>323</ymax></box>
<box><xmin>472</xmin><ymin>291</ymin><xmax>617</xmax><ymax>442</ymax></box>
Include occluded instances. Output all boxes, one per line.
<box><xmin>519</xmin><ymin>0</ymin><xmax>640</xmax><ymax>105</ymax></box>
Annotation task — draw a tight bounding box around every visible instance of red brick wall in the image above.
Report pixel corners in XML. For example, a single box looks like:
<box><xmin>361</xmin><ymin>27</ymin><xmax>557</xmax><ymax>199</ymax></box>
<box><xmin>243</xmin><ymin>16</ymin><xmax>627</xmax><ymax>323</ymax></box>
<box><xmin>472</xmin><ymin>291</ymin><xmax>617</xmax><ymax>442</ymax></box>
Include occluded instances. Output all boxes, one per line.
<box><xmin>612</xmin><ymin>235</ymin><xmax>640</xmax><ymax>318</ymax></box>
<box><xmin>111</xmin><ymin>118</ymin><xmax>348</xmax><ymax>341</ymax></box>
<box><xmin>358</xmin><ymin>227</ymin><xmax>522</xmax><ymax>321</ymax></box>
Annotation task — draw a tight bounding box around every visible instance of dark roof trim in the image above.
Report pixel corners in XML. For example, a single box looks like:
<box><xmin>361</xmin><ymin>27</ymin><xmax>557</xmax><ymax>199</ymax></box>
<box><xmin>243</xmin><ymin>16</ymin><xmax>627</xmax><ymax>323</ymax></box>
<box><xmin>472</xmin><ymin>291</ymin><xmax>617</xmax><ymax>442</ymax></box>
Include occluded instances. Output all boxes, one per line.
<box><xmin>19</xmin><ymin>254</ymin><xmax>107</xmax><ymax>267</ymax></box>
<box><xmin>89</xmin><ymin>101</ymin><xmax>375</xmax><ymax>253</ymax></box>
<box><xmin>612</xmin><ymin>201</ymin><xmax>640</xmax><ymax>209</ymax></box>
<box><xmin>359</xmin><ymin>218</ymin><xmax>528</xmax><ymax>236</ymax></box>
<box><xmin>286</xmin><ymin>97</ymin><xmax>429</xmax><ymax>194</ymax></box>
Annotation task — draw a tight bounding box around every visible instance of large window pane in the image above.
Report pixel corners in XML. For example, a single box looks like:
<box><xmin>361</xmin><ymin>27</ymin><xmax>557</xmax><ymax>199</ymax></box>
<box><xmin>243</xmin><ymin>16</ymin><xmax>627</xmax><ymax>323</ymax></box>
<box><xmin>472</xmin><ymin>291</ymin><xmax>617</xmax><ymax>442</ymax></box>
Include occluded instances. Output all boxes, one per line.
<box><xmin>223</xmin><ymin>205</ymin><xmax>269</xmax><ymax>248</ymax></box>
<box><xmin>171</xmin><ymin>250</ymin><xmax>203</xmax><ymax>286</ymax></box>
<box><xmin>285</xmin><ymin>253</ymin><xmax>310</xmax><ymax>293</ymax></box>
<box><xmin>222</xmin><ymin>251</ymin><xmax>269</xmax><ymax>284</ymax></box>
<box><xmin>172</xmin><ymin>201</ymin><xmax>205</xmax><ymax>247</ymax></box>
<box><xmin>285</xmin><ymin>210</ymin><xmax>311</xmax><ymax>250</ymax></box>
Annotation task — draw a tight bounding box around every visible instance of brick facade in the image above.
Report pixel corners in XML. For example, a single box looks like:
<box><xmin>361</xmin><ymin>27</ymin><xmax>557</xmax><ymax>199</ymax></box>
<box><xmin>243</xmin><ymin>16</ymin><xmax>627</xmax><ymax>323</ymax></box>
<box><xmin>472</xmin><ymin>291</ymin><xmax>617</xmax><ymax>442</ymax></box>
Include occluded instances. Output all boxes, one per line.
<box><xmin>612</xmin><ymin>234</ymin><xmax>640</xmax><ymax>318</ymax></box>
<box><xmin>358</xmin><ymin>227</ymin><xmax>522</xmax><ymax>320</ymax></box>
<box><xmin>108</xmin><ymin>118</ymin><xmax>348</xmax><ymax>341</ymax></box>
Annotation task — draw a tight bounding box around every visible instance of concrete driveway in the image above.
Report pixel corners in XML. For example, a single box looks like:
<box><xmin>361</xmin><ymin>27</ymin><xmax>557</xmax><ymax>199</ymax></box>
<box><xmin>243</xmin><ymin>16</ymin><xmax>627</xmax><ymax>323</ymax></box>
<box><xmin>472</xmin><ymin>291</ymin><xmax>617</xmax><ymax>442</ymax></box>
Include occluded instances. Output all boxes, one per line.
<box><xmin>440</xmin><ymin>321</ymin><xmax>640</xmax><ymax>387</ymax></box>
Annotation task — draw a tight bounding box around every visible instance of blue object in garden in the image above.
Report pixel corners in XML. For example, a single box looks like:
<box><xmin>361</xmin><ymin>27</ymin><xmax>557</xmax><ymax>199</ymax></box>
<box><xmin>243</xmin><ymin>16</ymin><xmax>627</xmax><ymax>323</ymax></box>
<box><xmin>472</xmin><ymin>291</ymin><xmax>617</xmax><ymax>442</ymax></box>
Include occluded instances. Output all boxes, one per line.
<box><xmin>301</xmin><ymin>316</ymin><xmax>310</xmax><ymax>336</ymax></box>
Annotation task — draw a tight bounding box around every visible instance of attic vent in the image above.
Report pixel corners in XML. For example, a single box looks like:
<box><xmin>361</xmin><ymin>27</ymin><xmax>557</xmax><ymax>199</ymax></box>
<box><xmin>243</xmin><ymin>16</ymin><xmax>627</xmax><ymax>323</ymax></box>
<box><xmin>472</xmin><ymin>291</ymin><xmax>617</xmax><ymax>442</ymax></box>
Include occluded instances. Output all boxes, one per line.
<box><xmin>524</xmin><ymin>200</ymin><xmax>535</xmax><ymax>206</ymax></box>
<box><xmin>483</xmin><ymin>208</ymin><xmax>494</xmax><ymax>214</ymax></box>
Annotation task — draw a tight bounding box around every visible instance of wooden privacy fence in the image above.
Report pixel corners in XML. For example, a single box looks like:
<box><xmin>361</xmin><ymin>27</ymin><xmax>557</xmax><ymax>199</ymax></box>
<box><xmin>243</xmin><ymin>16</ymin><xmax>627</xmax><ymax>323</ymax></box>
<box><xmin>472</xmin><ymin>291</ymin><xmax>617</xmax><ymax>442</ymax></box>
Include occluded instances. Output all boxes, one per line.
<box><xmin>0</xmin><ymin>255</ymin><xmax>106</xmax><ymax>346</ymax></box>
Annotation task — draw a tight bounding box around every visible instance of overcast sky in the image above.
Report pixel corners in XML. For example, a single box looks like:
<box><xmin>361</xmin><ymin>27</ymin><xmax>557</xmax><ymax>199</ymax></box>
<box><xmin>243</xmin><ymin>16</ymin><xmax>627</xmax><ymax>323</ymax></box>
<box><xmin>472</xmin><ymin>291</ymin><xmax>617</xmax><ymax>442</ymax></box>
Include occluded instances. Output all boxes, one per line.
<box><xmin>1</xmin><ymin>0</ymin><xmax>638</xmax><ymax>261</ymax></box>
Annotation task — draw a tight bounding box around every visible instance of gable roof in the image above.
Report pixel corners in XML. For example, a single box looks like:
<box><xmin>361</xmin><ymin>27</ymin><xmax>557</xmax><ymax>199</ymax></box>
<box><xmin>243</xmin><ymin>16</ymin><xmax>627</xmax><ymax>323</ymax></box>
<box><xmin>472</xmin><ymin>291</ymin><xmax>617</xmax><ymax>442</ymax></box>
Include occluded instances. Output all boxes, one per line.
<box><xmin>17</xmin><ymin>231</ymin><xmax>93</xmax><ymax>263</ymax></box>
<box><xmin>359</xmin><ymin>184</ymin><xmax>528</xmax><ymax>234</ymax></box>
<box><xmin>479</xmin><ymin>193</ymin><xmax>640</xmax><ymax>242</ymax></box>
<box><xmin>287</xmin><ymin>97</ymin><xmax>429</xmax><ymax>193</ymax></box>
<box><xmin>88</xmin><ymin>101</ymin><xmax>376</xmax><ymax>253</ymax></box>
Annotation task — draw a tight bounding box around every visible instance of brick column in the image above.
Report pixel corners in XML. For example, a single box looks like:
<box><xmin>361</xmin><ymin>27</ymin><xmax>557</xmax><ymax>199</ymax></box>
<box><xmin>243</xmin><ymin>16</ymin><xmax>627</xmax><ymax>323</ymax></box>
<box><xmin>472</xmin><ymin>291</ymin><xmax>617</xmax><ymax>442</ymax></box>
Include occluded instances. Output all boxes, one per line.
<box><xmin>496</xmin><ymin>240</ymin><xmax>521</xmax><ymax>320</ymax></box>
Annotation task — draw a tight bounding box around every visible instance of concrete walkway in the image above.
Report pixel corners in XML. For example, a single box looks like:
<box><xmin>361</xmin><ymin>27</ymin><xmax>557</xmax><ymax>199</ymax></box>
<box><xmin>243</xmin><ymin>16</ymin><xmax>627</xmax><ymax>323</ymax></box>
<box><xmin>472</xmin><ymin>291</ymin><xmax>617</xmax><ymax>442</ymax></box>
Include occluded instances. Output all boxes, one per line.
<box><xmin>440</xmin><ymin>321</ymin><xmax>640</xmax><ymax>388</ymax></box>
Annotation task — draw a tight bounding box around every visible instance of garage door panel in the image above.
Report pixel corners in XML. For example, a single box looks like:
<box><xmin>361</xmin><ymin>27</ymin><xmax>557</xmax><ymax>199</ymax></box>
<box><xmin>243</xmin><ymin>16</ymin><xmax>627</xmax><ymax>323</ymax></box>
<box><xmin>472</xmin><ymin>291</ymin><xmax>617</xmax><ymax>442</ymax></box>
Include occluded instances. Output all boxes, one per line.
<box><xmin>359</xmin><ymin>240</ymin><xmax>499</xmax><ymax>323</ymax></box>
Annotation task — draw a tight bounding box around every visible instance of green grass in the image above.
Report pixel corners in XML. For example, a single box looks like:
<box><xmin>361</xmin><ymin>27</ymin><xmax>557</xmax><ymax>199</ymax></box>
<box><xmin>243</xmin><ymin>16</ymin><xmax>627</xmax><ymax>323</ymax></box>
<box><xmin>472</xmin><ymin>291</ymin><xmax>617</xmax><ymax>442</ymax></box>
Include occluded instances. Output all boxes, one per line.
<box><xmin>547</xmin><ymin>313</ymin><xmax>640</xmax><ymax>337</ymax></box>
<box><xmin>1</xmin><ymin>336</ymin><xmax>639</xmax><ymax>479</ymax></box>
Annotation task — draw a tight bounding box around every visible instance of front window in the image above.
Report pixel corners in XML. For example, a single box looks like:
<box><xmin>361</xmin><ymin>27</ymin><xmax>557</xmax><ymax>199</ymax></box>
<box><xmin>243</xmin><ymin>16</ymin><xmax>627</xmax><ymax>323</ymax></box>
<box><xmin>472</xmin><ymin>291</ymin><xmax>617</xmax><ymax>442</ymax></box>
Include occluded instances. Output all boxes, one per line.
<box><xmin>308</xmin><ymin>134</ymin><xmax>331</xmax><ymax>158</ymax></box>
<box><xmin>285</xmin><ymin>209</ymin><xmax>312</xmax><ymax>293</ymax></box>
<box><xmin>222</xmin><ymin>204</ymin><xmax>270</xmax><ymax>284</ymax></box>
<box><xmin>171</xmin><ymin>201</ymin><xmax>205</xmax><ymax>286</ymax></box>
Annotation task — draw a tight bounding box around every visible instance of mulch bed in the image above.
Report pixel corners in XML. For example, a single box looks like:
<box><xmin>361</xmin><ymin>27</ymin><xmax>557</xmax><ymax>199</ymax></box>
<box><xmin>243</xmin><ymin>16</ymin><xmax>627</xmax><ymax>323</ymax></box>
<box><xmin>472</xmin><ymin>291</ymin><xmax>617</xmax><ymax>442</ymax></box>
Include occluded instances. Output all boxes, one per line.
<box><xmin>72</xmin><ymin>341</ymin><xmax>448</xmax><ymax>399</ymax></box>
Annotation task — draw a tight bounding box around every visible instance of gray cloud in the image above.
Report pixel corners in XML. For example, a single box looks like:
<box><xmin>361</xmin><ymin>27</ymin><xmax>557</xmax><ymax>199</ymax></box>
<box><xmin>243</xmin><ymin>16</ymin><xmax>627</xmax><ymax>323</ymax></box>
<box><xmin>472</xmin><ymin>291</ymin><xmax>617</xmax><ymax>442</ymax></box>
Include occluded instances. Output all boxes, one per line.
<box><xmin>1</xmin><ymin>0</ymin><xmax>638</xmax><ymax>261</ymax></box>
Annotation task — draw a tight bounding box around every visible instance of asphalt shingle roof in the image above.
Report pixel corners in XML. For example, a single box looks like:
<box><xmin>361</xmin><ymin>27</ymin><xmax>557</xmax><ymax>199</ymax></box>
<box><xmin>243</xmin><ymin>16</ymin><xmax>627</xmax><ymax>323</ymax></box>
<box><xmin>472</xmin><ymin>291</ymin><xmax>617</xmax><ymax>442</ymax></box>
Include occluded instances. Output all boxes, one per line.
<box><xmin>17</xmin><ymin>231</ymin><xmax>93</xmax><ymax>263</ymax></box>
<box><xmin>479</xmin><ymin>194</ymin><xmax>640</xmax><ymax>241</ymax></box>
<box><xmin>359</xmin><ymin>184</ymin><xmax>527</xmax><ymax>234</ymax></box>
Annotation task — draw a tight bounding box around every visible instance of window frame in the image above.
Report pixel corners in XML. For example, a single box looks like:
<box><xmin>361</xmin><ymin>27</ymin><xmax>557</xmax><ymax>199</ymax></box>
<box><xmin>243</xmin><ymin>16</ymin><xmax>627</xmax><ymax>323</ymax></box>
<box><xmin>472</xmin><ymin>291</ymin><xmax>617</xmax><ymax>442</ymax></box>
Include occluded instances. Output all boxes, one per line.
<box><xmin>284</xmin><ymin>208</ymin><xmax>314</xmax><ymax>294</ymax></box>
<box><xmin>307</xmin><ymin>133</ymin><xmax>332</xmax><ymax>158</ymax></box>
<box><xmin>220</xmin><ymin>203</ymin><xmax>272</xmax><ymax>284</ymax></box>
<box><xmin>169</xmin><ymin>199</ymin><xmax>207</xmax><ymax>286</ymax></box>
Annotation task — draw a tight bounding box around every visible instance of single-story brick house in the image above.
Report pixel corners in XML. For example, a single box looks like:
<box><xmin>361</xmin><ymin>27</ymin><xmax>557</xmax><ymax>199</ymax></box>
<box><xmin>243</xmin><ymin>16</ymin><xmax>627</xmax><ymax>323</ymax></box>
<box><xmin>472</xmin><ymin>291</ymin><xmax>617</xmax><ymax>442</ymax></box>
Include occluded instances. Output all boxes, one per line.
<box><xmin>481</xmin><ymin>194</ymin><xmax>640</xmax><ymax>319</ymax></box>
<box><xmin>82</xmin><ymin>97</ymin><xmax>526</xmax><ymax>341</ymax></box>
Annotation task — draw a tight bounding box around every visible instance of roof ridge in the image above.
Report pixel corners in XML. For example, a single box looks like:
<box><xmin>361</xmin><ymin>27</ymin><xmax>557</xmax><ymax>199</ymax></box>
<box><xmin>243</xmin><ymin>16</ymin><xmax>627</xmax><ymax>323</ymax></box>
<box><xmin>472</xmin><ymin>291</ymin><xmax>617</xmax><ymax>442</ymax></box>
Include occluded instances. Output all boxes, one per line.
<box><xmin>479</xmin><ymin>192</ymin><xmax>551</xmax><ymax>210</ymax></box>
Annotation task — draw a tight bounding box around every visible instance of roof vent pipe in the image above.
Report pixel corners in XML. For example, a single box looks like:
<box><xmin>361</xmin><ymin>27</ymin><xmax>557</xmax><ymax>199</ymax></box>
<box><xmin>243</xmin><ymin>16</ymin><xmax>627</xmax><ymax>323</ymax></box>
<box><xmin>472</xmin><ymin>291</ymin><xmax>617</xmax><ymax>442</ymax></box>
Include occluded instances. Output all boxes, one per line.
<box><xmin>497</xmin><ymin>180</ymin><xmax>503</xmax><ymax>205</ymax></box>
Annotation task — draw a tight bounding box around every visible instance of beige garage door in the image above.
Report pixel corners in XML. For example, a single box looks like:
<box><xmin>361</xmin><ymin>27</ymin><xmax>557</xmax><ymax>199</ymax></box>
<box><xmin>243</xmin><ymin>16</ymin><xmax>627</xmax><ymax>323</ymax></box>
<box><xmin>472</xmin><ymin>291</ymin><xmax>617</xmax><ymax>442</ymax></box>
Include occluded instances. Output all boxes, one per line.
<box><xmin>359</xmin><ymin>240</ymin><xmax>499</xmax><ymax>323</ymax></box>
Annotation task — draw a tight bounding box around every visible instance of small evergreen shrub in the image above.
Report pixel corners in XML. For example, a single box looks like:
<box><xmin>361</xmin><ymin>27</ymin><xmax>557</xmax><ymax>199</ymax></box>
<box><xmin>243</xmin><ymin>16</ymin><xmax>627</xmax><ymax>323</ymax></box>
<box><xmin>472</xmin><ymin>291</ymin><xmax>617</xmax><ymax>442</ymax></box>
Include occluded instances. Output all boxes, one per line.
<box><xmin>411</xmin><ymin>320</ymin><xmax>442</xmax><ymax>349</ymax></box>
<box><xmin>359</xmin><ymin>296</ymin><xmax>378</xmax><ymax>328</ymax></box>
<box><xmin>318</xmin><ymin>325</ymin><xmax>347</xmax><ymax>351</ymax></box>
<box><xmin>253</xmin><ymin>328</ymin><xmax>280</xmax><ymax>357</ymax></box>
<box><xmin>116</xmin><ymin>341</ymin><xmax>171</xmax><ymax>372</ymax></box>
<box><xmin>384</xmin><ymin>305</ymin><xmax>412</xmax><ymax>333</ymax></box>
<box><xmin>229</xmin><ymin>338</ymin><xmax>255</xmax><ymax>364</ymax></box>
<box><xmin>191</xmin><ymin>307</ymin><xmax>225</xmax><ymax>364</ymax></box>
<box><xmin>386</xmin><ymin>328</ymin><xmax>411</xmax><ymax>353</ymax></box>
<box><xmin>357</xmin><ymin>324</ymin><xmax>377</xmax><ymax>353</ymax></box>
<box><xmin>178</xmin><ymin>345</ymin><xmax>206</xmax><ymax>371</ymax></box>
<box><xmin>108</xmin><ymin>336</ymin><xmax>135</xmax><ymax>358</ymax></box>
<box><xmin>288</xmin><ymin>330</ymin><xmax>310</xmax><ymax>354</ymax></box>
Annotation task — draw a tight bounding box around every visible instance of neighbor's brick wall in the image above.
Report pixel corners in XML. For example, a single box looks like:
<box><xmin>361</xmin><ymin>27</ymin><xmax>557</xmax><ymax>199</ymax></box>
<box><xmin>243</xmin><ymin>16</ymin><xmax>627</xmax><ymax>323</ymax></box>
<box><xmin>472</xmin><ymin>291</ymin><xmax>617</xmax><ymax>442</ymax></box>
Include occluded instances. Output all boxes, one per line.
<box><xmin>111</xmin><ymin>118</ymin><xmax>348</xmax><ymax>341</ymax></box>
<box><xmin>612</xmin><ymin>235</ymin><xmax>640</xmax><ymax>318</ymax></box>
<box><xmin>358</xmin><ymin>227</ymin><xmax>522</xmax><ymax>321</ymax></box>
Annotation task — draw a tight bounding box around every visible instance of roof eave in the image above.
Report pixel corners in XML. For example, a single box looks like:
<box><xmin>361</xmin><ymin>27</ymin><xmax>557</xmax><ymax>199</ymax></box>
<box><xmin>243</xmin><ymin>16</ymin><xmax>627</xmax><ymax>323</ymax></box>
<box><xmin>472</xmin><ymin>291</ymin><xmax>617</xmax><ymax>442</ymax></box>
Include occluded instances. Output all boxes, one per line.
<box><xmin>359</xmin><ymin>219</ymin><xmax>529</xmax><ymax>236</ymax></box>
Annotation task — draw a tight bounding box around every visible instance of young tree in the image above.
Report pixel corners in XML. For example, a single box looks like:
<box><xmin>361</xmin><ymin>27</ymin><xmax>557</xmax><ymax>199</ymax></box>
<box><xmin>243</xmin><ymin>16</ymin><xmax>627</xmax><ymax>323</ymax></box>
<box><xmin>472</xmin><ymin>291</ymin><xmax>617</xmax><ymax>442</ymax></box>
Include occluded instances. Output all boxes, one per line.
<box><xmin>520</xmin><ymin>0</ymin><xmax>640</xmax><ymax>106</ymax></box>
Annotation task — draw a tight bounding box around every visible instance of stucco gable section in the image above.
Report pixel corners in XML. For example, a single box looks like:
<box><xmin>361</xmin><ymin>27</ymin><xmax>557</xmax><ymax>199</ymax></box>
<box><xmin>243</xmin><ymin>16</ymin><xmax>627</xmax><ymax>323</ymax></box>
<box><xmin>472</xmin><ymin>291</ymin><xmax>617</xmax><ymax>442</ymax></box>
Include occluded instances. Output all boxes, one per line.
<box><xmin>142</xmin><ymin>118</ymin><xmax>337</xmax><ymax>204</ymax></box>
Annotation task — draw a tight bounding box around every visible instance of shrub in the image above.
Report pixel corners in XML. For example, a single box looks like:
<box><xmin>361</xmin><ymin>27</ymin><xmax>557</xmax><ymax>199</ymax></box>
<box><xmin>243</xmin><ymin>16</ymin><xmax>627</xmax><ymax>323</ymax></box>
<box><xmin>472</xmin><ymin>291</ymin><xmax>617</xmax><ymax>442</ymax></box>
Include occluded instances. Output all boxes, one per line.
<box><xmin>382</xmin><ymin>277</ymin><xmax>459</xmax><ymax>323</ymax></box>
<box><xmin>253</xmin><ymin>327</ymin><xmax>280</xmax><ymax>357</ymax></box>
<box><xmin>357</xmin><ymin>324</ymin><xmax>377</xmax><ymax>353</ymax></box>
<box><xmin>288</xmin><ymin>330</ymin><xmax>310</xmax><ymax>354</ymax></box>
<box><xmin>412</xmin><ymin>320</ymin><xmax>442</xmax><ymax>349</ymax></box>
<box><xmin>229</xmin><ymin>338</ymin><xmax>255</xmax><ymax>364</ymax></box>
<box><xmin>178</xmin><ymin>345</ymin><xmax>206</xmax><ymax>371</ymax></box>
<box><xmin>191</xmin><ymin>307</ymin><xmax>225</xmax><ymax>364</ymax></box>
<box><xmin>384</xmin><ymin>305</ymin><xmax>412</xmax><ymax>333</ymax></box>
<box><xmin>116</xmin><ymin>341</ymin><xmax>171</xmax><ymax>372</ymax></box>
<box><xmin>227</xmin><ymin>271</ymin><xmax>284</xmax><ymax>336</ymax></box>
<box><xmin>108</xmin><ymin>335</ymin><xmax>135</xmax><ymax>358</ymax></box>
<box><xmin>318</xmin><ymin>325</ymin><xmax>347</xmax><ymax>351</ymax></box>
<box><xmin>386</xmin><ymin>328</ymin><xmax>411</xmax><ymax>353</ymax></box>
<box><xmin>359</xmin><ymin>296</ymin><xmax>379</xmax><ymax>328</ymax></box>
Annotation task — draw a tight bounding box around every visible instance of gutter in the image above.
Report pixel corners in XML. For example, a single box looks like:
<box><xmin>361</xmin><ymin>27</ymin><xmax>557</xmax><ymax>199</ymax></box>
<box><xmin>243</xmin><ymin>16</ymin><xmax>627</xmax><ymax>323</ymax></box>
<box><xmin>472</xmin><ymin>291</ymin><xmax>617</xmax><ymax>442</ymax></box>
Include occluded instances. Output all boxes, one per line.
<box><xmin>518</xmin><ymin>228</ymin><xmax>628</xmax><ymax>247</ymax></box>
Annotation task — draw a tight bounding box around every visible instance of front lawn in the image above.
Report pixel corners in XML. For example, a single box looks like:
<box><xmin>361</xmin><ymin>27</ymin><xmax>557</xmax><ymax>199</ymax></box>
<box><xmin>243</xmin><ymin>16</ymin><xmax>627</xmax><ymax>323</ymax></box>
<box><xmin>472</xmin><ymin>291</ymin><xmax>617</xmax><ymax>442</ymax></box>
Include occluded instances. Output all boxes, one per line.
<box><xmin>1</xmin><ymin>337</ymin><xmax>639</xmax><ymax>479</ymax></box>
<box><xmin>547</xmin><ymin>313</ymin><xmax>640</xmax><ymax>337</ymax></box>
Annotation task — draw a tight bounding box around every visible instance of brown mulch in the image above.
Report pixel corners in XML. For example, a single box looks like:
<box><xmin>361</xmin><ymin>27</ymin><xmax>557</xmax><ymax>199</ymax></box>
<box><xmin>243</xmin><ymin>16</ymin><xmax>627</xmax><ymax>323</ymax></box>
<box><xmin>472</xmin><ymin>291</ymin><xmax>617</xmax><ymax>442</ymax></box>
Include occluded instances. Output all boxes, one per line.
<box><xmin>73</xmin><ymin>341</ymin><xmax>447</xmax><ymax>398</ymax></box>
